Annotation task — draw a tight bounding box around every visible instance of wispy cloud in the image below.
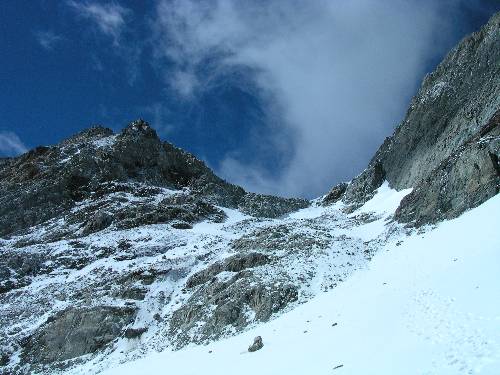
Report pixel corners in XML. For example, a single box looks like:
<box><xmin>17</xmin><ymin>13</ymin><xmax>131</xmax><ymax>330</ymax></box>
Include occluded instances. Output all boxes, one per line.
<box><xmin>56</xmin><ymin>0</ymin><xmax>487</xmax><ymax>197</ymax></box>
<box><xmin>169</xmin><ymin>70</ymin><xmax>200</xmax><ymax>99</ymax></box>
<box><xmin>0</xmin><ymin>132</ymin><xmax>28</xmax><ymax>157</ymax></box>
<box><xmin>35</xmin><ymin>30</ymin><xmax>64</xmax><ymax>51</ymax></box>
<box><xmin>151</xmin><ymin>0</ymin><xmax>467</xmax><ymax>197</ymax></box>
<box><xmin>66</xmin><ymin>1</ymin><xmax>141</xmax><ymax>84</ymax></box>
<box><xmin>67</xmin><ymin>1</ymin><xmax>131</xmax><ymax>44</ymax></box>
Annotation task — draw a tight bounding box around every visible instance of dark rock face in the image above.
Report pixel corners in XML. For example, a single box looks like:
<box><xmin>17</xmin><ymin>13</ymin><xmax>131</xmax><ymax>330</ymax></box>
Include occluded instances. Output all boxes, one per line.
<box><xmin>322</xmin><ymin>182</ymin><xmax>347</xmax><ymax>205</ymax></box>
<box><xmin>22</xmin><ymin>306</ymin><xmax>136</xmax><ymax>365</ymax></box>
<box><xmin>395</xmin><ymin>111</ymin><xmax>499</xmax><ymax>225</ymax></box>
<box><xmin>343</xmin><ymin>162</ymin><xmax>385</xmax><ymax>208</ymax></box>
<box><xmin>0</xmin><ymin>250</ymin><xmax>46</xmax><ymax>294</ymax></box>
<box><xmin>380</xmin><ymin>14</ymin><xmax>499</xmax><ymax>191</ymax></box>
<box><xmin>0</xmin><ymin>119</ymin><xmax>307</xmax><ymax>239</ymax></box>
<box><xmin>339</xmin><ymin>12</ymin><xmax>499</xmax><ymax>223</ymax></box>
<box><xmin>111</xmin><ymin>193</ymin><xmax>226</xmax><ymax>231</ymax></box>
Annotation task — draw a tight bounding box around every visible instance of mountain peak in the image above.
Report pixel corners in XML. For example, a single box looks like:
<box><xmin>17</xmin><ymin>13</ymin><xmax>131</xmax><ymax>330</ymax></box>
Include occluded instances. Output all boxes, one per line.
<box><xmin>0</xmin><ymin>119</ymin><xmax>308</xmax><ymax>237</ymax></box>
<box><xmin>120</xmin><ymin>119</ymin><xmax>158</xmax><ymax>139</ymax></box>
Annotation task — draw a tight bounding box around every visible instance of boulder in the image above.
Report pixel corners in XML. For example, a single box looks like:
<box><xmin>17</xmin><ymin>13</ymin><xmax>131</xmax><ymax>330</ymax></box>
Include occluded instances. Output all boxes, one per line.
<box><xmin>248</xmin><ymin>336</ymin><xmax>264</xmax><ymax>352</ymax></box>
<box><xmin>171</xmin><ymin>221</ymin><xmax>193</xmax><ymax>229</ymax></box>
<box><xmin>124</xmin><ymin>327</ymin><xmax>147</xmax><ymax>339</ymax></box>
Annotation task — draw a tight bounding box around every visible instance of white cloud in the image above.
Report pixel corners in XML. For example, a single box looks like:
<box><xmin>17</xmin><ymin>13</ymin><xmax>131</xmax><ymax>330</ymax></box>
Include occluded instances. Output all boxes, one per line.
<box><xmin>218</xmin><ymin>156</ymin><xmax>284</xmax><ymax>196</ymax></box>
<box><xmin>151</xmin><ymin>0</ymin><xmax>468</xmax><ymax>198</ymax></box>
<box><xmin>35</xmin><ymin>30</ymin><xmax>64</xmax><ymax>51</ymax></box>
<box><xmin>67</xmin><ymin>1</ymin><xmax>130</xmax><ymax>44</ymax></box>
<box><xmin>0</xmin><ymin>132</ymin><xmax>28</xmax><ymax>157</ymax></box>
<box><xmin>170</xmin><ymin>70</ymin><xmax>200</xmax><ymax>98</ymax></box>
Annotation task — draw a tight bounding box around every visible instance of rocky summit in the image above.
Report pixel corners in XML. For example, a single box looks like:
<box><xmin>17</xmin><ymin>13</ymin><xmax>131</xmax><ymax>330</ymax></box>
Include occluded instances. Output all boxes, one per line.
<box><xmin>1</xmin><ymin>12</ymin><xmax>499</xmax><ymax>375</ymax></box>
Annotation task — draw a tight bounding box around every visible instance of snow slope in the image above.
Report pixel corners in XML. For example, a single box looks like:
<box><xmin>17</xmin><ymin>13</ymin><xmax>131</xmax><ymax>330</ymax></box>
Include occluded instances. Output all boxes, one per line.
<box><xmin>102</xmin><ymin>194</ymin><xmax>500</xmax><ymax>375</ymax></box>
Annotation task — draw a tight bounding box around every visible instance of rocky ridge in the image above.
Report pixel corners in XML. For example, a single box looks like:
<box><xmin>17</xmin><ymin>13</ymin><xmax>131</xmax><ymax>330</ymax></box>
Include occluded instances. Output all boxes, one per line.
<box><xmin>0</xmin><ymin>120</ymin><xmax>308</xmax><ymax>239</ymax></box>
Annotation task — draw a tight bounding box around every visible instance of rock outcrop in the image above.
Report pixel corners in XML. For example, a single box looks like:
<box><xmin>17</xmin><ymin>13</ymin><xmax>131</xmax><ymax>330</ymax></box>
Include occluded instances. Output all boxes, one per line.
<box><xmin>22</xmin><ymin>306</ymin><xmax>137</xmax><ymax>366</ymax></box>
<box><xmin>395</xmin><ymin>111</ymin><xmax>499</xmax><ymax>225</ymax></box>
<box><xmin>322</xmin><ymin>182</ymin><xmax>347</xmax><ymax>205</ymax></box>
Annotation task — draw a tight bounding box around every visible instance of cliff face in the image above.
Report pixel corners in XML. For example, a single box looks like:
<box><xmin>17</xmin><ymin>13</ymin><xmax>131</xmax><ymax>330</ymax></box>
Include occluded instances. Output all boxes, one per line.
<box><xmin>338</xmin><ymin>12</ymin><xmax>500</xmax><ymax>225</ymax></box>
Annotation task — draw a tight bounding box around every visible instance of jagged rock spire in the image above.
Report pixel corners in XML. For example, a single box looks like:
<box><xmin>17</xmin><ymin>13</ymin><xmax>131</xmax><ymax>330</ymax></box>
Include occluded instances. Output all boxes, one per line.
<box><xmin>120</xmin><ymin>119</ymin><xmax>158</xmax><ymax>139</ymax></box>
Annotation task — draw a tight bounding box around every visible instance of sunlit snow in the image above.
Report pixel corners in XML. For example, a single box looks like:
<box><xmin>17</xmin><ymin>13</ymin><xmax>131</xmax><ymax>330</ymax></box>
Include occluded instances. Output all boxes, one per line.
<box><xmin>100</xmin><ymin>194</ymin><xmax>500</xmax><ymax>375</ymax></box>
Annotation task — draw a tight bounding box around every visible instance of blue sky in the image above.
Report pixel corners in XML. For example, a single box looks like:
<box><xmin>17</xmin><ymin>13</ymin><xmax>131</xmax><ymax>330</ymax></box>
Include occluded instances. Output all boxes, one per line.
<box><xmin>0</xmin><ymin>1</ymin><xmax>498</xmax><ymax>197</ymax></box>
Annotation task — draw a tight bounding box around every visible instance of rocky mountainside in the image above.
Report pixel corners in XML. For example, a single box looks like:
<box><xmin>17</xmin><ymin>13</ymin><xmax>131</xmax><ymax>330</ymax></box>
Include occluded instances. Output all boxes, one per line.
<box><xmin>330</xmin><ymin>12</ymin><xmax>500</xmax><ymax>225</ymax></box>
<box><xmin>0</xmin><ymin>12</ymin><xmax>499</xmax><ymax>375</ymax></box>
<box><xmin>0</xmin><ymin>120</ymin><xmax>395</xmax><ymax>374</ymax></box>
<box><xmin>0</xmin><ymin>120</ymin><xmax>307</xmax><ymax>239</ymax></box>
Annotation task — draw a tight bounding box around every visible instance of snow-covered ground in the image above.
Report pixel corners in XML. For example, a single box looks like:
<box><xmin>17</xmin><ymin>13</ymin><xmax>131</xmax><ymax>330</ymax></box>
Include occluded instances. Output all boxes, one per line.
<box><xmin>101</xmin><ymin>194</ymin><xmax>500</xmax><ymax>375</ymax></box>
